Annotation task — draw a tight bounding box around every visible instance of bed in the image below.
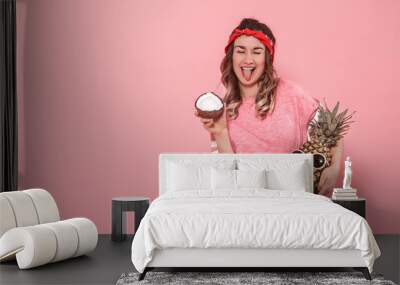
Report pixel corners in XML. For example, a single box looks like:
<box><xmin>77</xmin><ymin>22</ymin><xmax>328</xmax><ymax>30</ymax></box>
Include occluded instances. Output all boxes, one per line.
<box><xmin>131</xmin><ymin>153</ymin><xmax>381</xmax><ymax>281</ymax></box>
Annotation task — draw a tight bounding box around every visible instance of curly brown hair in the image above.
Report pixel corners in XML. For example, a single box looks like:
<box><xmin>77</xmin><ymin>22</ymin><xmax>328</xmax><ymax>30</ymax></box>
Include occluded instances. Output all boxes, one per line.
<box><xmin>221</xmin><ymin>18</ymin><xmax>280</xmax><ymax>120</ymax></box>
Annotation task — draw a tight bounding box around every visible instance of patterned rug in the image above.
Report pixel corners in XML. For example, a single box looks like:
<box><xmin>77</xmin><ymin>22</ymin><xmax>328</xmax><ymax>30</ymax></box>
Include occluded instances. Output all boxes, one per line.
<box><xmin>116</xmin><ymin>271</ymin><xmax>396</xmax><ymax>285</ymax></box>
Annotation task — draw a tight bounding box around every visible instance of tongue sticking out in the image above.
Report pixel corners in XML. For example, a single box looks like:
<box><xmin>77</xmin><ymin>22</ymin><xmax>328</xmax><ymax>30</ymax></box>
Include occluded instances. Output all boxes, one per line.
<box><xmin>242</xmin><ymin>68</ymin><xmax>254</xmax><ymax>81</ymax></box>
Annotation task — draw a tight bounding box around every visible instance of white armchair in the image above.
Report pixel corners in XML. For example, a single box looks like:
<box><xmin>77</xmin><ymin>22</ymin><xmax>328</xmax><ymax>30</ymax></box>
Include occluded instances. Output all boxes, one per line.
<box><xmin>0</xmin><ymin>189</ymin><xmax>98</xmax><ymax>269</ymax></box>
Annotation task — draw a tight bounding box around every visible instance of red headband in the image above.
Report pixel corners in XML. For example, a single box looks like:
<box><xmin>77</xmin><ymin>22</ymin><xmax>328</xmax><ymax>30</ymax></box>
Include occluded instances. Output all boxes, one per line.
<box><xmin>225</xmin><ymin>28</ymin><xmax>274</xmax><ymax>61</ymax></box>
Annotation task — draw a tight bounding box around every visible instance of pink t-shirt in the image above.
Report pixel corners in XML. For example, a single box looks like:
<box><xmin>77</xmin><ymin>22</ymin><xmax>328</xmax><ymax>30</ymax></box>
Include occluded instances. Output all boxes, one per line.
<box><xmin>213</xmin><ymin>79</ymin><xmax>319</xmax><ymax>153</ymax></box>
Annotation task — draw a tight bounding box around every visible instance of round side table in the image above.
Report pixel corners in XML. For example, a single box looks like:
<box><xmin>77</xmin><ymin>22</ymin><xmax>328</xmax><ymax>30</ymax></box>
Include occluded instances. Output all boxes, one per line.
<box><xmin>111</xmin><ymin>197</ymin><xmax>149</xmax><ymax>242</ymax></box>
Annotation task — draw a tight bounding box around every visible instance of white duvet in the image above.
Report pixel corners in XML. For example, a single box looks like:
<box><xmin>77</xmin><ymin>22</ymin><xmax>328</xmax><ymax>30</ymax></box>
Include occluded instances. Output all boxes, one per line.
<box><xmin>131</xmin><ymin>189</ymin><xmax>380</xmax><ymax>273</ymax></box>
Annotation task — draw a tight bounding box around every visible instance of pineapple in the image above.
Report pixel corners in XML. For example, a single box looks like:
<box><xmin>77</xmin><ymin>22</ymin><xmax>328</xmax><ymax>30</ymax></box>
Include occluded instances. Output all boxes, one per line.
<box><xmin>299</xmin><ymin>101</ymin><xmax>355</xmax><ymax>193</ymax></box>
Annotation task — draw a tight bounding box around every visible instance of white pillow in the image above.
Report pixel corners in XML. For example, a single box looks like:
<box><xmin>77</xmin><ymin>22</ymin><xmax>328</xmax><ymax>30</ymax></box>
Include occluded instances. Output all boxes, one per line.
<box><xmin>211</xmin><ymin>168</ymin><xmax>267</xmax><ymax>190</ymax></box>
<box><xmin>266</xmin><ymin>166</ymin><xmax>308</xmax><ymax>191</ymax></box>
<box><xmin>238</xmin><ymin>159</ymin><xmax>310</xmax><ymax>191</ymax></box>
<box><xmin>166</xmin><ymin>160</ymin><xmax>236</xmax><ymax>191</ymax></box>
<box><xmin>211</xmin><ymin>168</ymin><xmax>236</xmax><ymax>190</ymax></box>
<box><xmin>167</xmin><ymin>163</ymin><xmax>210</xmax><ymax>191</ymax></box>
<box><xmin>237</xmin><ymin>169</ymin><xmax>267</xmax><ymax>188</ymax></box>
<box><xmin>167</xmin><ymin>159</ymin><xmax>236</xmax><ymax>170</ymax></box>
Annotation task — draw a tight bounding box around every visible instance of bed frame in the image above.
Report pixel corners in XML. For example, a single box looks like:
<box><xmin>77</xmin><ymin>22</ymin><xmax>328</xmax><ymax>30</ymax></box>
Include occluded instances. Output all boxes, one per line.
<box><xmin>138</xmin><ymin>153</ymin><xmax>371</xmax><ymax>281</ymax></box>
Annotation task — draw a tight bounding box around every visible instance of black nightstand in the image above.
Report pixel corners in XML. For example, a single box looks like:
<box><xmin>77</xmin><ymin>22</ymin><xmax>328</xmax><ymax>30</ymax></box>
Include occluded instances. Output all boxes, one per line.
<box><xmin>111</xmin><ymin>197</ymin><xmax>150</xmax><ymax>242</ymax></box>
<box><xmin>332</xmin><ymin>198</ymin><xmax>366</xmax><ymax>218</ymax></box>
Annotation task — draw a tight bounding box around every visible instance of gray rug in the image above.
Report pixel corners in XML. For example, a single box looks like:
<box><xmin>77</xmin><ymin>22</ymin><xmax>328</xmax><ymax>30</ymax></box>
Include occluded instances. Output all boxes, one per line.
<box><xmin>116</xmin><ymin>271</ymin><xmax>396</xmax><ymax>285</ymax></box>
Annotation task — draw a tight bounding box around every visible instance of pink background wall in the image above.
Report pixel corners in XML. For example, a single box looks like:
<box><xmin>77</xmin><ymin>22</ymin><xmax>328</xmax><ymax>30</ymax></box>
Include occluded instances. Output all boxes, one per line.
<box><xmin>16</xmin><ymin>0</ymin><xmax>400</xmax><ymax>234</ymax></box>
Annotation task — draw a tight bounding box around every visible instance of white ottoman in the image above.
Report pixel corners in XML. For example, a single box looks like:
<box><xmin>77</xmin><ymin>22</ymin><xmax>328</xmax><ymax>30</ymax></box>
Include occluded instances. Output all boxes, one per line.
<box><xmin>0</xmin><ymin>189</ymin><xmax>98</xmax><ymax>269</ymax></box>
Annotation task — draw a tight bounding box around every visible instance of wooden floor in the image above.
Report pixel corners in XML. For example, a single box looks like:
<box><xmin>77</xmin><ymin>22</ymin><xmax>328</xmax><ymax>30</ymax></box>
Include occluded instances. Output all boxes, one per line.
<box><xmin>0</xmin><ymin>234</ymin><xmax>398</xmax><ymax>285</ymax></box>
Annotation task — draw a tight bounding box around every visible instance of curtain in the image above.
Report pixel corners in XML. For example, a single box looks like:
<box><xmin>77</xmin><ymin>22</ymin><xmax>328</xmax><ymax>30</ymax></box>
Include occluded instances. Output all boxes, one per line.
<box><xmin>0</xmin><ymin>0</ymin><xmax>17</xmax><ymax>192</ymax></box>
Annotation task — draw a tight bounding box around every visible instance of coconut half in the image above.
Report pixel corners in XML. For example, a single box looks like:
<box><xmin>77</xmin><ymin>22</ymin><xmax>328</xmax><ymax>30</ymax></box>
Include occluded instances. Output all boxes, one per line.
<box><xmin>195</xmin><ymin>92</ymin><xmax>224</xmax><ymax>120</ymax></box>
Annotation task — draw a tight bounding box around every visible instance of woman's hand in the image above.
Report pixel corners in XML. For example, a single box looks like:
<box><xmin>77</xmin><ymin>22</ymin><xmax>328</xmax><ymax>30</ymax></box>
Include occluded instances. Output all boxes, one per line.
<box><xmin>195</xmin><ymin>107</ymin><xmax>234</xmax><ymax>153</ymax></box>
<box><xmin>318</xmin><ymin>164</ymin><xmax>340</xmax><ymax>195</ymax></box>
<box><xmin>194</xmin><ymin>108</ymin><xmax>228</xmax><ymax>136</ymax></box>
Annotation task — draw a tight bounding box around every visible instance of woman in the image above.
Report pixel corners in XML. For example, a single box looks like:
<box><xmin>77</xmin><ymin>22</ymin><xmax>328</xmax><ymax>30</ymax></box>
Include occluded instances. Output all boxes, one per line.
<box><xmin>195</xmin><ymin>18</ymin><xmax>342</xmax><ymax>195</ymax></box>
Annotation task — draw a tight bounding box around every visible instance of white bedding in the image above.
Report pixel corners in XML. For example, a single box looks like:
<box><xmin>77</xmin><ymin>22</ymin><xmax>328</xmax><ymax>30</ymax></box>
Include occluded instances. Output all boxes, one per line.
<box><xmin>131</xmin><ymin>189</ymin><xmax>380</xmax><ymax>273</ymax></box>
